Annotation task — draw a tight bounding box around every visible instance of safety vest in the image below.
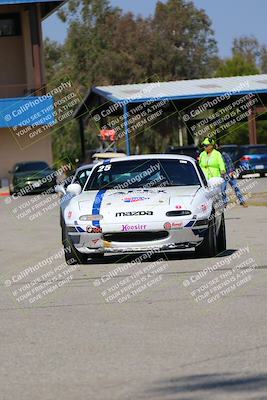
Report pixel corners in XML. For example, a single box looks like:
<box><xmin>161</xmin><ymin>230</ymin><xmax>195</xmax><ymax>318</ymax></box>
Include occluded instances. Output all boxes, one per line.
<box><xmin>199</xmin><ymin>149</ymin><xmax>226</xmax><ymax>180</ymax></box>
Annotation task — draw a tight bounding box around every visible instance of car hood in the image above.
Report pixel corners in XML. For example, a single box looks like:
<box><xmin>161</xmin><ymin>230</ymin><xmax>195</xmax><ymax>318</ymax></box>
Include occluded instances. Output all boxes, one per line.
<box><xmin>72</xmin><ymin>186</ymin><xmax>201</xmax><ymax>214</ymax></box>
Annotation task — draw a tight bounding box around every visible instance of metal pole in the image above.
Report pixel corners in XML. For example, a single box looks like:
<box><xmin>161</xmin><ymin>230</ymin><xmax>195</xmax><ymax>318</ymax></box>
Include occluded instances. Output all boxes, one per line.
<box><xmin>248</xmin><ymin>107</ymin><xmax>257</xmax><ymax>145</ymax></box>
<box><xmin>123</xmin><ymin>104</ymin><xmax>131</xmax><ymax>155</ymax></box>
<box><xmin>79</xmin><ymin>118</ymin><xmax>86</xmax><ymax>162</ymax></box>
<box><xmin>29</xmin><ymin>4</ymin><xmax>43</xmax><ymax>94</ymax></box>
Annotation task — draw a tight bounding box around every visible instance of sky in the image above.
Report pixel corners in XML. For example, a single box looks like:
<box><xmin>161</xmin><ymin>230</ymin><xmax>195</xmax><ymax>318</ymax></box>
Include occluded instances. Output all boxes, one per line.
<box><xmin>42</xmin><ymin>0</ymin><xmax>267</xmax><ymax>58</ymax></box>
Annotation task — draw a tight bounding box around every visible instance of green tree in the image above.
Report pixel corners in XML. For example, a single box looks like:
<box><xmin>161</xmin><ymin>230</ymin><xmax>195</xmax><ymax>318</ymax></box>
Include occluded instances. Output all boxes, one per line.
<box><xmin>45</xmin><ymin>0</ymin><xmax>219</xmax><ymax>158</ymax></box>
<box><xmin>150</xmin><ymin>0</ymin><xmax>218</xmax><ymax>80</ymax></box>
<box><xmin>57</xmin><ymin>0</ymin><xmax>218</xmax><ymax>87</ymax></box>
<box><xmin>216</xmin><ymin>54</ymin><xmax>259</xmax><ymax>77</ymax></box>
<box><xmin>232</xmin><ymin>36</ymin><xmax>261</xmax><ymax>65</ymax></box>
<box><xmin>44</xmin><ymin>38</ymin><xmax>64</xmax><ymax>82</ymax></box>
<box><xmin>260</xmin><ymin>45</ymin><xmax>267</xmax><ymax>73</ymax></box>
<box><xmin>231</xmin><ymin>35</ymin><xmax>267</xmax><ymax>74</ymax></box>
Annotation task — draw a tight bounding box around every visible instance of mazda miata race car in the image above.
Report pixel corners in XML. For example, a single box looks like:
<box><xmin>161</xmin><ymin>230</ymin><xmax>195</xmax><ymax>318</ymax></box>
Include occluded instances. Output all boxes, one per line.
<box><xmin>60</xmin><ymin>155</ymin><xmax>226</xmax><ymax>264</ymax></box>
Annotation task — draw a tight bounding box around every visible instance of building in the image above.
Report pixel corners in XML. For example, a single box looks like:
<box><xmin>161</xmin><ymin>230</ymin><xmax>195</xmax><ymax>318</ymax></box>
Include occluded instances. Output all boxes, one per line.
<box><xmin>0</xmin><ymin>0</ymin><xmax>64</xmax><ymax>182</ymax></box>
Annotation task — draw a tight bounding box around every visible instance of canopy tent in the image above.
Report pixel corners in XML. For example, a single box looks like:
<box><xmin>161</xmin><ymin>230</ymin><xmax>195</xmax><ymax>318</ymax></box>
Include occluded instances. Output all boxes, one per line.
<box><xmin>74</xmin><ymin>74</ymin><xmax>267</xmax><ymax>158</ymax></box>
<box><xmin>0</xmin><ymin>0</ymin><xmax>65</xmax><ymax>19</ymax></box>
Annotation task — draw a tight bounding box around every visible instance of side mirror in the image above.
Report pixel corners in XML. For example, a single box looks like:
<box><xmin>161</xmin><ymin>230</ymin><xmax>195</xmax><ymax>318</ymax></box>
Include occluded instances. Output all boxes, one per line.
<box><xmin>66</xmin><ymin>183</ymin><xmax>82</xmax><ymax>196</ymax></box>
<box><xmin>55</xmin><ymin>184</ymin><xmax>66</xmax><ymax>195</ymax></box>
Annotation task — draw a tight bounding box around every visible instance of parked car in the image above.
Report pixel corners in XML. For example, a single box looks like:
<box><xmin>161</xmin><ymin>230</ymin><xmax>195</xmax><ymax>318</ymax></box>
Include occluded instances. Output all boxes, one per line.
<box><xmin>237</xmin><ymin>144</ymin><xmax>267</xmax><ymax>177</ymax></box>
<box><xmin>166</xmin><ymin>145</ymin><xmax>200</xmax><ymax>160</ymax></box>
<box><xmin>9</xmin><ymin>161</ymin><xmax>56</xmax><ymax>195</ymax></box>
<box><xmin>55</xmin><ymin>164</ymin><xmax>95</xmax><ymax>236</ymax></box>
<box><xmin>220</xmin><ymin>145</ymin><xmax>240</xmax><ymax>163</ymax></box>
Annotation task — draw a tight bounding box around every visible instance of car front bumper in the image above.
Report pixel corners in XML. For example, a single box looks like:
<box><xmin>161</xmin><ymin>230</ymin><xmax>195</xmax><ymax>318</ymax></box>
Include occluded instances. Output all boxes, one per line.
<box><xmin>67</xmin><ymin>226</ymin><xmax>208</xmax><ymax>254</ymax></box>
<box><xmin>13</xmin><ymin>180</ymin><xmax>56</xmax><ymax>194</ymax></box>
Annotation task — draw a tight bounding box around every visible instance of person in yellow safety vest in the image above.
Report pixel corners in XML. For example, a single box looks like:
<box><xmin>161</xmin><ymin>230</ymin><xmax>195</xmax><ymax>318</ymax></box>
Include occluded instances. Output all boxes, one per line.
<box><xmin>199</xmin><ymin>137</ymin><xmax>226</xmax><ymax>180</ymax></box>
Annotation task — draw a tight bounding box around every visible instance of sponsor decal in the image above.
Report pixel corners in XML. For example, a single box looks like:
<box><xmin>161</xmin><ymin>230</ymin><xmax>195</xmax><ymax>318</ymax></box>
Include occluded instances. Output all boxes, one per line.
<box><xmin>164</xmin><ymin>222</ymin><xmax>172</xmax><ymax>230</ymax></box>
<box><xmin>123</xmin><ymin>196</ymin><xmax>149</xmax><ymax>203</ymax></box>
<box><xmin>79</xmin><ymin>214</ymin><xmax>103</xmax><ymax>221</ymax></box>
<box><xmin>67</xmin><ymin>211</ymin><xmax>72</xmax><ymax>219</ymax></box>
<box><xmin>108</xmin><ymin>191</ymin><xmax>125</xmax><ymax>196</ymax></box>
<box><xmin>164</xmin><ymin>221</ymin><xmax>183</xmax><ymax>230</ymax></box>
<box><xmin>121</xmin><ymin>224</ymin><xmax>147</xmax><ymax>232</ymax></box>
<box><xmin>86</xmin><ymin>226</ymin><xmax>102</xmax><ymax>233</ymax></box>
<box><xmin>116</xmin><ymin>211</ymin><xmax>153</xmax><ymax>217</ymax></box>
<box><xmin>201</xmin><ymin>203</ymin><xmax>208</xmax><ymax>212</ymax></box>
<box><xmin>126</xmin><ymin>189</ymin><xmax>151</xmax><ymax>193</ymax></box>
<box><xmin>89</xmin><ymin>238</ymin><xmax>102</xmax><ymax>248</ymax></box>
<box><xmin>171</xmin><ymin>222</ymin><xmax>183</xmax><ymax>229</ymax></box>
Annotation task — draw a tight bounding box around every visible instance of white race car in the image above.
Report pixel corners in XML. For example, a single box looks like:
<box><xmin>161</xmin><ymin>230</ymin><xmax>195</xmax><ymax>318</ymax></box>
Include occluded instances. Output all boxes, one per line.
<box><xmin>60</xmin><ymin>155</ymin><xmax>226</xmax><ymax>264</ymax></box>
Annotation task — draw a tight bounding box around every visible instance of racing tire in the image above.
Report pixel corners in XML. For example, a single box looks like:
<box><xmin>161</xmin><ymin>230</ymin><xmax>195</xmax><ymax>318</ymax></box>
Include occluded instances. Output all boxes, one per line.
<box><xmin>63</xmin><ymin>240</ymin><xmax>89</xmax><ymax>265</ymax></box>
<box><xmin>62</xmin><ymin>223</ymin><xmax>88</xmax><ymax>265</ymax></box>
<box><xmin>195</xmin><ymin>213</ymin><xmax>217</xmax><ymax>258</ymax></box>
<box><xmin>217</xmin><ymin>214</ymin><xmax>226</xmax><ymax>253</ymax></box>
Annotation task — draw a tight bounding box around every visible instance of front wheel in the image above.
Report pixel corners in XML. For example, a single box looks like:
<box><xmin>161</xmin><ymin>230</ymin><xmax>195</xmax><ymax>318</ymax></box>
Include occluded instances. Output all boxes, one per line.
<box><xmin>217</xmin><ymin>214</ymin><xmax>226</xmax><ymax>253</ymax></box>
<box><xmin>63</xmin><ymin>239</ymin><xmax>88</xmax><ymax>265</ymax></box>
<box><xmin>195</xmin><ymin>214</ymin><xmax>217</xmax><ymax>258</ymax></box>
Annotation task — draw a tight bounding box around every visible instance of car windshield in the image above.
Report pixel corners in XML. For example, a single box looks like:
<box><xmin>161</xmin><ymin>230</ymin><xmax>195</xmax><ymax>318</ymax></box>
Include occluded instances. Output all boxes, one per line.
<box><xmin>84</xmin><ymin>159</ymin><xmax>201</xmax><ymax>191</ymax></box>
<box><xmin>241</xmin><ymin>146</ymin><xmax>267</xmax><ymax>155</ymax></box>
<box><xmin>15</xmin><ymin>162</ymin><xmax>49</xmax><ymax>172</ymax></box>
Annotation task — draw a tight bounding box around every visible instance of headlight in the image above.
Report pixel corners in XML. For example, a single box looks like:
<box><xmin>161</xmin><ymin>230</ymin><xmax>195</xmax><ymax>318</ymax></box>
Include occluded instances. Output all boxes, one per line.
<box><xmin>79</xmin><ymin>214</ymin><xmax>103</xmax><ymax>221</ymax></box>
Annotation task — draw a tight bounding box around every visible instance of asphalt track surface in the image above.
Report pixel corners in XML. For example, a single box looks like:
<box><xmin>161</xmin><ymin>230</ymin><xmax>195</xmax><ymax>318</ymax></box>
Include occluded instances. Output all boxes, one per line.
<box><xmin>0</xmin><ymin>177</ymin><xmax>267</xmax><ymax>400</ymax></box>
